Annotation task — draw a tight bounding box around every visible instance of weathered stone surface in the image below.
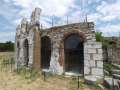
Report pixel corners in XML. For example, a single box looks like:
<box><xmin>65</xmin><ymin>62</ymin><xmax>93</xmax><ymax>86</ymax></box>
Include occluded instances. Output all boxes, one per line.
<box><xmin>113</xmin><ymin>74</ymin><xmax>120</xmax><ymax>79</ymax></box>
<box><xmin>84</xmin><ymin>67</ymin><xmax>90</xmax><ymax>75</ymax></box>
<box><xmin>15</xmin><ymin>8</ymin><xmax>104</xmax><ymax>84</ymax></box>
<box><xmin>88</xmin><ymin>49</ymin><xmax>96</xmax><ymax>53</ymax></box>
<box><xmin>90</xmin><ymin>60</ymin><xmax>96</xmax><ymax>67</ymax></box>
<box><xmin>112</xmin><ymin>70</ymin><xmax>120</xmax><ymax>75</ymax></box>
<box><xmin>92</xmin><ymin>68</ymin><xmax>103</xmax><ymax>76</ymax></box>
<box><xmin>31</xmin><ymin>8</ymin><xmax>41</xmax><ymax>25</ymax></box>
<box><xmin>97</xmin><ymin>61</ymin><xmax>103</xmax><ymax>68</ymax></box>
<box><xmin>84</xmin><ymin>55</ymin><xmax>91</xmax><ymax>61</ymax></box>
<box><xmin>98</xmin><ymin>49</ymin><xmax>103</xmax><ymax>54</ymax></box>
<box><xmin>104</xmin><ymin>77</ymin><xmax>119</xmax><ymax>89</ymax></box>
<box><xmin>85</xmin><ymin>75</ymin><xmax>97</xmax><ymax>85</ymax></box>
<box><xmin>104</xmin><ymin>70</ymin><xmax>109</xmax><ymax>76</ymax></box>
<box><xmin>93</xmin><ymin>54</ymin><xmax>103</xmax><ymax>60</ymax></box>
<box><xmin>103</xmin><ymin>44</ymin><xmax>120</xmax><ymax>64</ymax></box>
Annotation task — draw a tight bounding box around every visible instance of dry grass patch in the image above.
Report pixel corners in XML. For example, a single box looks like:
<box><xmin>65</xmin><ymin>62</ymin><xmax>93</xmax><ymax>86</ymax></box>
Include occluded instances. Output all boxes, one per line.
<box><xmin>0</xmin><ymin>52</ymin><xmax>14</xmax><ymax>60</ymax></box>
<box><xmin>0</xmin><ymin>52</ymin><xmax>107</xmax><ymax>90</ymax></box>
<box><xmin>0</xmin><ymin>70</ymin><xmax>68</xmax><ymax>90</ymax></box>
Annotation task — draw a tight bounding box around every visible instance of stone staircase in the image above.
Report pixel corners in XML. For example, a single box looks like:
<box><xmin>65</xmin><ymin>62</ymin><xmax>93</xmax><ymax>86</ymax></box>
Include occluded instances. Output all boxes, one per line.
<box><xmin>104</xmin><ymin>67</ymin><xmax>120</xmax><ymax>89</ymax></box>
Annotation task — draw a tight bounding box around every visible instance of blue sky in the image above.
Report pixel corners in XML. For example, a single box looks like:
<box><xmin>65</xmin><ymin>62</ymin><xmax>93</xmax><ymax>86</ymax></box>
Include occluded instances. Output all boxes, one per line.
<box><xmin>0</xmin><ymin>0</ymin><xmax>120</xmax><ymax>42</ymax></box>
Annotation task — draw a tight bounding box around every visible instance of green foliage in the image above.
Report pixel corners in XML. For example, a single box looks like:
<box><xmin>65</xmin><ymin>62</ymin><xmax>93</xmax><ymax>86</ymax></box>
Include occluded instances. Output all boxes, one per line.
<box><xmin>102</xmin><ymin>39</ymin><xmax>110</xmax><ymax>49</ymax></box>
<box><xmin>95</xmin><ymin>32</ymin><xmax>112</xmax><ymax>49</ymax></box>
<box><xmin>104</xmin><ymin>63</ymin><xmax>113</xmax><ymax>75</ymax></box>
<box><xmin>0</xmin><ymin>41</ymin><xmax>14</xmax><ymax>52</ymax></box>
<box><xmin>95</xmin><ymin>32</ymin><xmax>103</xmax><ymax>42</ymax></box>
<box><xmin>103</xmin><ymin>63</ymin><xmax>120</xmax><ymax>75</ymax></box>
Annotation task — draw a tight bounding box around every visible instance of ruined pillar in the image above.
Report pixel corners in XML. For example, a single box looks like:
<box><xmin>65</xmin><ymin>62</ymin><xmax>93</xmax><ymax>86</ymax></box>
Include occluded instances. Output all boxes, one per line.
<box><xmin>31</xmin><ymin>8</ymin><xmax>41</xmax><ymax>25</ymax></box>
<box><xmin>33</xmin><ymin>28</ymin><xmax>41</xmax><ymax>69</ymax></box>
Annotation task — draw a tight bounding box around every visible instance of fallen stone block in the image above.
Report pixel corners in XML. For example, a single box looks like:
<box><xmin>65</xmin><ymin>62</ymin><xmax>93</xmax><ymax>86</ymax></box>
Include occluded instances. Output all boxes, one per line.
<box><xmin>112</xmin><ymin>69</ymin><xmax>120</xmax><ymax>75</ymax></box>
<box><xmin>104</xmin><ymin>70</ymin><xmax>109</xmax><ymax>76</ymax></box>
<box><xmin>113</xmin><ymin>74</ymin><xmax>120</xmax><ymax>80</ymax></box>
<box><xmin>104</xmin><ymin>77</ymin><xmax>119</xmax><ymax>89</ymax></box>
<box><xmin>85</xmin><ymin>75</ymin><xmax>97</xmax><ymax>85</ymax></box>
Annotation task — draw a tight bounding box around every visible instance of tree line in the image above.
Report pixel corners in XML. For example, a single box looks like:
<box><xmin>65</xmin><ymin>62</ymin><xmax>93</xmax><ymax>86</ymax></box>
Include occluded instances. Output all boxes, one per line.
<box><xmin>0</xmin><ymin>41</ymin><xmax>14</xmax><ymax>52</ymax></box>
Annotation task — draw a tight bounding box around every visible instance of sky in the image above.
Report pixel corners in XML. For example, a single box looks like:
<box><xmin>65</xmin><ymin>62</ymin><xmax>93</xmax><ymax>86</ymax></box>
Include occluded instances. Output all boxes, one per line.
<box><xmin>0</xmin><ymin>0</ymin><xmax>120</xmax><ymax>42</ymax></box>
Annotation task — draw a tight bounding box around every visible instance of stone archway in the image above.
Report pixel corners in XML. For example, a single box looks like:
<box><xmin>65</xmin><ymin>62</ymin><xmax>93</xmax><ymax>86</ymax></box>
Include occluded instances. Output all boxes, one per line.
<box><xmin>64</xmin><ymin>34</ymin><xmax>84</xmax><ymax>74</ymax></box>
<box><xmin>41</xmin><ymin>36</ymin><xmax>51</xmax><ymax>69</ymax></box>
<box><xmin>59</xmin><ymin>31</ymin><xmax>86</xmax><ymax>74</ymax></box>
<box><xmin>17</xmin><ymin>42</ymin><xmax>20</xmax><ymax>59</ymax></box>
<box><xmin>24</xmin><ymin>39</ymin><xmax>29</xmax><ymax>66</ymax></box>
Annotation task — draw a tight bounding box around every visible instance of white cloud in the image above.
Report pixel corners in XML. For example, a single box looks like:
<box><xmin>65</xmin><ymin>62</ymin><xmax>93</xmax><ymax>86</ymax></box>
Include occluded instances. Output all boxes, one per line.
<box><xmin>97</xmin><ymin>0</ymin><xmax>120</xmax><ymax>21</ymax></box>
<box><xmin>12</xmin><ymin>0</ymin><xmax>74</xmax><ymax>17</ymax></box>
<box><xmin>1</xmin><ymin>0</ymin><xmax>120</xmax><ymax>43</ymax></box>
<box><xmin>98</xmin><ymin>24</ymin><xmax>120</xmax><ymax>36</ymax></box>
<box><xmin>88</xmin><ymin>13</ymin><xmax>102</xmax><ymax>22</ymax></box>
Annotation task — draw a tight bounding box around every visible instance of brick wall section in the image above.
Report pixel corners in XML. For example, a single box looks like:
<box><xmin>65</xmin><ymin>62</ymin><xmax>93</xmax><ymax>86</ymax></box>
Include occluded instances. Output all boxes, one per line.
<box><xmin>33</xmin><ymin>30</ymin><xmax>41</xmax><ymax>69</ymax></box>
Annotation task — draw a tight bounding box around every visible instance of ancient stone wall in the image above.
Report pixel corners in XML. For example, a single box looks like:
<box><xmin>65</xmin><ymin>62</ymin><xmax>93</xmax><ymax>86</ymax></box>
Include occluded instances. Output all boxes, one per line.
<box><xmin>41</xmin><ymin>22</ymin><xmax>103</xmax><ymax>80</ymax></box>
<box><xmin>103</xmin><ymin>46</ymin><xmax>120</xmax><ymax>64</ymax></box>
<box><xmin>15</xmin><ymin>8</ymin><xmax>104</xmax><ymax>83</ymax></box>
<box><xmin>15</xmin><ymin>8</ymin><xmax>41</xmax><ymax>69</ymax></box>
<box><xmin>103</xmin><ymin>38</ymin><xmax>120</xmax><ymax>64</ymax></box>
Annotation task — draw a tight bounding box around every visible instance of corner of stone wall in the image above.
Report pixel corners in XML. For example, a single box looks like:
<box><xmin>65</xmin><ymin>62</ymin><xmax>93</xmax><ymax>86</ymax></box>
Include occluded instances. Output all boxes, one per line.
<box><xmin>84</xmin><ymin>41</ymin><xmax>104</xmax><ymax>83</ymax></box>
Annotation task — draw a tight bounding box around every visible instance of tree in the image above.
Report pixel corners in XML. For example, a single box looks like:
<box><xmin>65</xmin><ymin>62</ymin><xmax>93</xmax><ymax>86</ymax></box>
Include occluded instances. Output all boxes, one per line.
<box><xmin>0</xmin><ymin>41</ymin><xmax>14</xmax><ymax>52</ymax></box>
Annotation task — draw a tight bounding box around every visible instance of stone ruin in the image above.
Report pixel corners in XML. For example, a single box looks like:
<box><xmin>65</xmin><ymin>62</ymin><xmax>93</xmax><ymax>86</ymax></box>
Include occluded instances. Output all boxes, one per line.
<box><xmin>15</xmin><ymin>8</ymin><xmax>104</xmax><ymax>83</ymax></box>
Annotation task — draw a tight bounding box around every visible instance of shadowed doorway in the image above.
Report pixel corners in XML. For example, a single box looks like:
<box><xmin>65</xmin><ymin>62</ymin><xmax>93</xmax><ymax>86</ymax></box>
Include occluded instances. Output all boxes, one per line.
<box><xmin>64</xmin><ymin>34</ymin><xmax>84</xmax><ymax>74</ymax></box>
<box><xmin>24</xmin><ymin>39</ymin><xmax>29</xmax><ymax>66</ymax></box>
<box><xmin>41</xmin><ymin>36</ymin><xmax>51</xmax><ymax>69</ymax></box>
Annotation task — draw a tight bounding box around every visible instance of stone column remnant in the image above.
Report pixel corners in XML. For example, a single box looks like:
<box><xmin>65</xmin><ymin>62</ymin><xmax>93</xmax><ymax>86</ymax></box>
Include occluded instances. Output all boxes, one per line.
<box><xmin>31</xmin><ymin>8</ymin><xmax>41</xmax><ymax>25</ymax></box>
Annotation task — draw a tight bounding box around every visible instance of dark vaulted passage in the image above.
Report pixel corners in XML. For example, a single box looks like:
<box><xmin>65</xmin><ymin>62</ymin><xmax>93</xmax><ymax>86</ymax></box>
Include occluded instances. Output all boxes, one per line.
<box><xmin>24</xmin><ymin>39</ymin><xmax>29</xmax><ymax>67</ymax></box>
<box><xmin>41</xmin><ymin>36</ymin><xmax>51</xmax><ymax>69</ymax></box>
<box><xmin>64</xmin><ymin>34</ymin><xmax>84</xmax><ymax>74</ymax></box>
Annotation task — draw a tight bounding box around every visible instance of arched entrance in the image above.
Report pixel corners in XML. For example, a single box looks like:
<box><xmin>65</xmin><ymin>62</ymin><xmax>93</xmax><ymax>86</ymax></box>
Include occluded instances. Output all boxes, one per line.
<box><xmin>24</xmin><ymin>39</ymin><xmax>29</xmax><ymax>66</ymax></box>
<box><xmin>41</xmin><ymin>36</ymin><xmax>51</xmax><ymax>69</ymax></box>
<box><xmin>64</xmin><ymin>34</ymin><xmax>84</xmax><ymax>74</ymax></box>
<box><xmin>17</xmin><ymin>42</ymin><xmax>20</xmax><ymax>59</ymax></box>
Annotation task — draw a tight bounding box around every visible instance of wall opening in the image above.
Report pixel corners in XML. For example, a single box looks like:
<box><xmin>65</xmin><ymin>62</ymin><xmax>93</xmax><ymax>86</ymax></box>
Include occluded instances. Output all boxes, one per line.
<box><xmin>64</xmin><ymin>34</ymin><xmax>84</xmax><ymax>74</ymax></box>
<box><xmin>41</xmin><ymin>36</ymin><xmax>51</xmax><ymax>69</ymax></box>
<box><xmin>24</xmin><ymin>39</ymin><xmax>29</xmax><ymax>66</ymax></box>
<box><xmin>17</xmin><ymin>42</ymin><xmax>20</xmax><ymax>59</ymax></box>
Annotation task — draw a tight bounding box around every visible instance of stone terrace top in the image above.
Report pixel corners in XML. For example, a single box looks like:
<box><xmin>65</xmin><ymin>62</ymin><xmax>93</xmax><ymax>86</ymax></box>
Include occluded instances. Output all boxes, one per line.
<box><xmin>43</xmin><ymin>22</ymin><xmax>94</xmax><ymax>31</ymax></box>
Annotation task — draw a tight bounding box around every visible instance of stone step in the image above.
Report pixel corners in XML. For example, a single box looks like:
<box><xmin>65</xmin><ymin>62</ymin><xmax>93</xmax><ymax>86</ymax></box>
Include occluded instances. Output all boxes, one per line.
<box><xmin>104</xmin><ymin>77</ymin><xmax>119</xmax><ymax>89</ymax></box>
<box><xmin>104</xmin><ymin>70</ymin><xmax>109</xmax><ymax>76</ymax></box>
<box><xmin>85</xmin><ymin>75</ymin><xmax>97</xmax><ymax>85</ymax></box>
<box><xmin>113</xmin><ymin>74</ymin><xmax>120</xmax><ymax>80</ymax></box>
<box><xmin>113</xmin><ymin>64</ymin><xmax>120</xmax><ymax>69</ymax></box>
<box><xmin>112</xmin><ymin>70</ymin><xmax>120</xmax><ymax>75</ymax></box>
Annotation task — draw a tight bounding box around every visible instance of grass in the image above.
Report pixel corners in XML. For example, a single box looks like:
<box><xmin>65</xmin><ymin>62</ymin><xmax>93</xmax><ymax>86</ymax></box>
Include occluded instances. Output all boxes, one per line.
<box><xmin>0</xmin><ymin>52</ymin><xmax>108</xmax><ymax>90</ymax></box>
<box><xmin>0</xmin><ymin>52</ymin><xmax>14</xmax><ymax>60</ymax></box>
<box><xmin>16</xmin><ymin>67</ymin><xmax>40</xmax><ymax>80</ymax></box>
<box><xmin>68</xmin><ymin>76</ymin><xmax>105</xmax><ymax>90</ymax></box>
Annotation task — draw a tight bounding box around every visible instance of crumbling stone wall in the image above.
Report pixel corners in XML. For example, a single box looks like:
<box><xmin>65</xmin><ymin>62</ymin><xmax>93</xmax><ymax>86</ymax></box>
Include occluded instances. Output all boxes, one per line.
<box><xmin>41</xmin><ymin>23</ymin><xmax>103</xmax><ymax>80</ymax></box>
<box><xmin>15</xmin><ymin>8</ymin><xmax>104</xmax><ymax>82</ymax></box>
<box><xmin>102</xmin><ymin>38</ymin><xmax>120</xmax><ymax>64</ymax></box>
<box><xmin>15</xmin><ymin>8</ymin><xmax>41</xmax><ymax>69</ymax></box>
<box><xmin>103</xmin><ymin>42</ymin><xmax>120</xmax><ymax>64</ymax></box>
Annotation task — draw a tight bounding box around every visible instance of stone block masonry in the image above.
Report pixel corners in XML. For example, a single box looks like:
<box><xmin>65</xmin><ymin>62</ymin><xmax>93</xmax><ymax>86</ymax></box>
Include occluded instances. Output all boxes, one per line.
<box><xmin>15</xmin><ymin>8</ymin><xmax>104</xmax><ymax>84</ymax></box>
